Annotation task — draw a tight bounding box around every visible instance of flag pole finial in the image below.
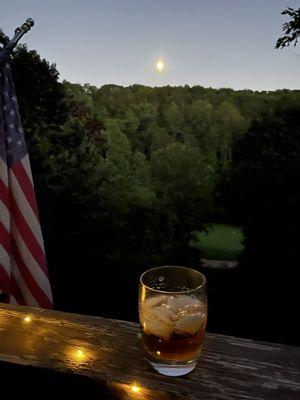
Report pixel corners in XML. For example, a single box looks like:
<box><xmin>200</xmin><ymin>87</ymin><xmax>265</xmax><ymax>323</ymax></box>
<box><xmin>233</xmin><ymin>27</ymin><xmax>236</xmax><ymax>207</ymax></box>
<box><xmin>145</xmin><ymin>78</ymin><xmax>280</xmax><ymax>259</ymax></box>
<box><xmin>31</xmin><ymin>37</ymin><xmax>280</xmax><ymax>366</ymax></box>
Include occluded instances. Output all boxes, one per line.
<box><xmin>9</xmin><ymin>18</ymin><xmax>35</xmax><ymax>48</ymax></box>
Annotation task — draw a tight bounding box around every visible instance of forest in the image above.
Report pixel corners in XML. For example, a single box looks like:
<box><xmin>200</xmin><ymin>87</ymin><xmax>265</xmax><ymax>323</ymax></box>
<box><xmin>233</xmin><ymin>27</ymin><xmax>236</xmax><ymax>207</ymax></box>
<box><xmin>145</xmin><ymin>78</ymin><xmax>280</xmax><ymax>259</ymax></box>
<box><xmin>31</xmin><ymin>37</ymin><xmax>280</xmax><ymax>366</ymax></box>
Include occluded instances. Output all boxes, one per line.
<box><xmin>1</xmin><ymin>32</ymin><xmax>300</xmax><ymax>345</ymax></box>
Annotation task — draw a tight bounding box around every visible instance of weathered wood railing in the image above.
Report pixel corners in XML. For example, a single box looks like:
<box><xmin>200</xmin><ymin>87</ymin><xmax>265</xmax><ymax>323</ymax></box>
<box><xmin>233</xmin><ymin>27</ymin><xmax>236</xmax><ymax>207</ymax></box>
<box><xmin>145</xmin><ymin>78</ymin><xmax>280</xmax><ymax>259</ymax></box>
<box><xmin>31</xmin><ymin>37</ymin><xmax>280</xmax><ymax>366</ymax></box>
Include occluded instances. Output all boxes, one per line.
<box><xmin>0</xmin><ymin>303</ymin><xmax>299</xmax><ymax>399</ymax></box>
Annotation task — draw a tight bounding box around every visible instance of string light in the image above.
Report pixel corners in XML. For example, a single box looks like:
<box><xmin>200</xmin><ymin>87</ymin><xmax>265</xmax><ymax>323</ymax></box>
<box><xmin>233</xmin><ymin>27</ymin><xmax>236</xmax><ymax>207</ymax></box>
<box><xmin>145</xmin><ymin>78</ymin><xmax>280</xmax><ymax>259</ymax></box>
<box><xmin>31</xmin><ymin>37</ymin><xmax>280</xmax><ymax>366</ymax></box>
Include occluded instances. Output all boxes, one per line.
<box><xmin>131</xmin><ymin>384</ymin><xmax>141</xmax><ymax>394</ymax></box>
<box><xmin>72</xmin><ymin>348</ymin><xmax>87</xmax><ymax>361</ymax></box>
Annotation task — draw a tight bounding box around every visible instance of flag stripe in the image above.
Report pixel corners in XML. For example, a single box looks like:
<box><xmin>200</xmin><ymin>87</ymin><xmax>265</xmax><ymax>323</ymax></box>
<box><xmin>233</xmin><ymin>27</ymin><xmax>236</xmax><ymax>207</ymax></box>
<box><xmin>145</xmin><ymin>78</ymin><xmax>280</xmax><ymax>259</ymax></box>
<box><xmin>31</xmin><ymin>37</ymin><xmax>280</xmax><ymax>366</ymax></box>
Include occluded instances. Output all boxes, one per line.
<box><xmin>11</xmin><ymin>258</ymin><xmax>40</xmax><ymax>307</ymax></box>
<box><xmin>10</xmin><ymin>195</ymin><xmax>48</xmax><ymax>275</ymax></box>
<box><xmin>11</xmin><ymin>238</ymin><xmax>53</xmax><ymax>308</ymax></box>
<box><xmin>11</xmin><ymin>215</ymin><xmax>52</xmax><ymax>301</ymax></box>
<box><xmin>11</xmin><ymin>224</ymin><xmax>53</xmax><ymax>304</ymax></box>
<box><xmin>0</xmin><ymin>198</ymin><xmax>10</xmax><ymax>231</ymax></box>
<box><xmin>0</xmin><ymin>243</ymin><xmax>10</xmax><ymax>276</ymax></box>
<box><xmin>0</xmin><ymin>158</ymin><xmax>8</xmax><ymax>186</ymax></box>
<box><xmin>0</xmin><ymin>263</ymin><xmax>10</xmax><ymax>282</ymax></box>
<box><xmin>0</xmin><ymin>221</ymin><xmax>10</xmax><ymax>254</ymax></box>
<box><xmin>10</xmin><ymin>169</ymin><xmax>45</xmax><ymax>250</ymax></box>
<box><xmin>9</xmin><ymin>294</ymin><xmax>18</xmax><ymax>305</ymax></box>
<box><xmin>0</xmin><ymin>266</ymin><xmax>10</xmax><ymax>293</ymax></box>
<box><xmin>11</xmin><ymin>160</ymin><xmax>39</xmax><ymax>219</ymax></box>
<box><xmin>21</xmin><ymin>155</ymin><xmax>34</xmax><ymax>184</ymax></box>
<box><xmin>10</xmin><ymin>275</ymin><xmax>27</xmax><ymax>306</ymax></box>
<box><xmin>0</xmin><ymin>178</ymin><xmax>9</xmax><ymax>209</ymax></box>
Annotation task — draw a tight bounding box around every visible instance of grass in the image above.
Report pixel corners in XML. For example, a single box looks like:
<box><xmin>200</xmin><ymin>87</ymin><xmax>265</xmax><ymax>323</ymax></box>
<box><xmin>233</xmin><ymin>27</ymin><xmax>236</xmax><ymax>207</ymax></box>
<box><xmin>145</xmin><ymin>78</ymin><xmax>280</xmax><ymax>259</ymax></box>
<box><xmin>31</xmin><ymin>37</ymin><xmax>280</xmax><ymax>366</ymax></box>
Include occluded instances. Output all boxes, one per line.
<box><xmin>190</xmin><ymin>223</ymin><xmax>245</xmax><ymax>260</ymax></box>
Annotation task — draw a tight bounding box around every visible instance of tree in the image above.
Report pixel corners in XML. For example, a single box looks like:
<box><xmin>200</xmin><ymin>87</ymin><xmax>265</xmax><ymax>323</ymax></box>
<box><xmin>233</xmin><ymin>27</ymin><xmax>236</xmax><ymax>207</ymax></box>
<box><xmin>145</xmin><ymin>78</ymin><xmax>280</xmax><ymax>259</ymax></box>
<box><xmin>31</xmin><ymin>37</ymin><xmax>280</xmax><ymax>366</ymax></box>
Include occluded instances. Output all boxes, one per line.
<box><xmin>99</xmin><ymin>119</ymin><xmax>155</xmax><ymax>214</ymax></box>
<box><xmin>0</xmin><ymin>32</ymin><xmax>67</xmax><ymax>142</ymax></box>
<box><xmin>150</xmin><ymin>125</ymin><xmax>171</xmax><ymax>152</ymax></box>
<box><xmin>163</xmin><ymin>102</ymin><xmax>184</xmax><ymax>138</ymax></box>
<box><xmin>132</xmin><ymin>102</ymin><xmax>158</xmax><ymax>156</ymax></box>
<box><xmin>0</xmin><ymin>31</ymin><xmax>67</xmax><ymax>244</ymax></box>
<box><xmin>276</xmin><ymin>7</ymin><xmax>300</xmax><ymax>49</ymax></box>
<box><xmin>11</xmin><ymin>45</ymin><xmax>66</xmax><ymax>134</ymax></box>
<box><xmin>227</xmin><ymin>104</ymin><xmax>300</xmax><ymax>343</ymax></box>
<box><xmin>150</xmin><ymin>142</ymin><xmax>214</xmax><ymax>260</ymax></box>
<box><xmin>214</xmin><ymin>101</ymin><xmax>245</xmax><ymax>168</ymax></box>
<box><xmin>186</xmin><ymin>100</ymin><xmax>214</xmax><ymax>149</ymax></box>
<box><xmin>1</xmin><ymin>42</ymin><xmax>68</xmax><ymax>212</ymax></box>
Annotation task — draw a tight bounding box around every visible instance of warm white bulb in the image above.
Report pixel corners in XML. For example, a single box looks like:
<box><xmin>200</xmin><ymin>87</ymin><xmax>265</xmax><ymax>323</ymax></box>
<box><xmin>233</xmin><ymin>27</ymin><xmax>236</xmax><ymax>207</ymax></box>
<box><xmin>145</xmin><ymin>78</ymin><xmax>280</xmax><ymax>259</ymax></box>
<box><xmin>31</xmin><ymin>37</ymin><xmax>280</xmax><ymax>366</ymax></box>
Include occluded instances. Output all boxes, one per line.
<box><xmin>72</xmin><ymin>348</ymin><xmax>86</xmax><ymax>361</ymax></box>
<box><xmin>131</xmin><ymin>384</ymin><xmax>141</xmax><ymax>394</ymax></box>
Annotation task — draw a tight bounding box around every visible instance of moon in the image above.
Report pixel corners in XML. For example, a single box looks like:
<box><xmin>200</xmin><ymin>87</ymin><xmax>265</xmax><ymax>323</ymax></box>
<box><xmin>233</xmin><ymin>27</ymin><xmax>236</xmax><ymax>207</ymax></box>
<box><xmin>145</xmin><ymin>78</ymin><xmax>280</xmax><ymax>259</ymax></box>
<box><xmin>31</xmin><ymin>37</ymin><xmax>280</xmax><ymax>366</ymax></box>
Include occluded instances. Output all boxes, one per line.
<box><xmin>156</xmin><ymin>60</ymin><xmax>165</xmax><ymax>72</ymax></box>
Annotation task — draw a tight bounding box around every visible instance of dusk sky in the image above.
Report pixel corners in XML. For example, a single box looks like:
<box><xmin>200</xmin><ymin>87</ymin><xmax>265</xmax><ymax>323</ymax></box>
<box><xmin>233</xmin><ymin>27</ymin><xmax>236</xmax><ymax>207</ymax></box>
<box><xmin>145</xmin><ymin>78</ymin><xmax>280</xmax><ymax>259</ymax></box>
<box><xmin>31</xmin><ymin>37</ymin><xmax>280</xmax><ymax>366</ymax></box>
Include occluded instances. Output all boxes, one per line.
<box><xmin>1</xmin><ymin>0</ymin><xmax>299</xmax><ymax>90</ymax></box>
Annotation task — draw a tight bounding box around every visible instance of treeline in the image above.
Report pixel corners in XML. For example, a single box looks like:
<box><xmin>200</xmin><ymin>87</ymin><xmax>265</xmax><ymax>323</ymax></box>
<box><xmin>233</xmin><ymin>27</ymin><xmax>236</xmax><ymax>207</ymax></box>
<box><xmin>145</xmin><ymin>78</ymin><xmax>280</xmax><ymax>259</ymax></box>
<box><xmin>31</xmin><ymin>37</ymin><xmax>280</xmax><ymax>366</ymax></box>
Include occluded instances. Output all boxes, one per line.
<box><xmin>2</xmin><ymin>38</ymin><xmax>300</xmax><ymax>343</ymax></box>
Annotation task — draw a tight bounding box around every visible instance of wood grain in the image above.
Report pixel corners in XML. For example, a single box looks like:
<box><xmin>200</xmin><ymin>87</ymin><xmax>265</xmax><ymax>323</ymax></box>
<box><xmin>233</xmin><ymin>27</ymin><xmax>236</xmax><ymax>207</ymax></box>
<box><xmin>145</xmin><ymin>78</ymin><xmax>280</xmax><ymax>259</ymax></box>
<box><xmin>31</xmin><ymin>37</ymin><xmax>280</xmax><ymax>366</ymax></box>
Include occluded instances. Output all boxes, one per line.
<box><xmin>0</xmin><ymin>303</ymin><xmax>299</xmax><ymax>399</ymax></box>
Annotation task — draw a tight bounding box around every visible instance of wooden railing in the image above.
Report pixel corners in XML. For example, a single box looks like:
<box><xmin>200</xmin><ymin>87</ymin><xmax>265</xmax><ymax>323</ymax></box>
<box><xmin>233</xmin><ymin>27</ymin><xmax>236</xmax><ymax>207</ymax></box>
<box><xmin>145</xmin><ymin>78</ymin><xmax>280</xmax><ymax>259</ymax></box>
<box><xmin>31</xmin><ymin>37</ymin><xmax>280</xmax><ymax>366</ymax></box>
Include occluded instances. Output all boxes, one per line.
<box><xmin>0</xmin><ymin>303</ymin><xmax>299</xmax><ymax>399</ymax></box>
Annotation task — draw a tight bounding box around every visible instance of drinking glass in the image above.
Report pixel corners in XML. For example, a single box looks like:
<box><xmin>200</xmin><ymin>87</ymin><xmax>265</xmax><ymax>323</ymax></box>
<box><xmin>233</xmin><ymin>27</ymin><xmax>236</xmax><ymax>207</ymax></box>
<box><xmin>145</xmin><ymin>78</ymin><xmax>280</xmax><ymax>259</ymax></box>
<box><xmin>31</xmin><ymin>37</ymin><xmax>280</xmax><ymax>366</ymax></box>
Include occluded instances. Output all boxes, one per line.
<box><xmin>139</xmin><ymin>266</ymin><xmax>207</xmax><ymax>376</ymax></box>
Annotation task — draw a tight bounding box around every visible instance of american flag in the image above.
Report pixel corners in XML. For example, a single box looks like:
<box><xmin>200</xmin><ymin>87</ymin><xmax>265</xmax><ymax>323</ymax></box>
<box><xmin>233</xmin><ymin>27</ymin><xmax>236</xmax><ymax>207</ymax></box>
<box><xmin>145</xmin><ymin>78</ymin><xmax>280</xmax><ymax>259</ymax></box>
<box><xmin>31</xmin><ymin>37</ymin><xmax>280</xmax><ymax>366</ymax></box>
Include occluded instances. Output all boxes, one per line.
<box><xmin>0</xmin><ymin>53</ymin><xmax>53</xmax><ymax>308</ymax></box>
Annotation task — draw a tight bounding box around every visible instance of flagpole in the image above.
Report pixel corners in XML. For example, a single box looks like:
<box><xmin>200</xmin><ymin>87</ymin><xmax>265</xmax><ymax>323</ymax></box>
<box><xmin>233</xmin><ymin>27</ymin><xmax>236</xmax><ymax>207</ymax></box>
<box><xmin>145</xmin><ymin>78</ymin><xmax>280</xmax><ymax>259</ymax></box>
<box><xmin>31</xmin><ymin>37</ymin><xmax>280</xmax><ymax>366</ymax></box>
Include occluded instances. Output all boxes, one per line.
<box><xmin>1</xmin><ymin>18</ymin><xmax>54</xmax><ymax>308</ymax></box>
<box><xmin>8</xmin><ymin>18</ymin><xmax>35</xmax><ymax>48</ymax></box>
<box><xmin>0</xmin><ymin>19</ymin><xmax>34</xmax><ymax>65</ymax></box>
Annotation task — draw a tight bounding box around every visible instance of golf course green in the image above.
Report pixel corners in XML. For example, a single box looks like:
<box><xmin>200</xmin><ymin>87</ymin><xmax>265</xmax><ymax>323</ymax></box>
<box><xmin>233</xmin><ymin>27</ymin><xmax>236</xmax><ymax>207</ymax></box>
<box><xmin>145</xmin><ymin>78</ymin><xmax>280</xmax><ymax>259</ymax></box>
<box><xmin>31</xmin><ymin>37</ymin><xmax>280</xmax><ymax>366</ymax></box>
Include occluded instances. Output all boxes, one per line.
<box><xmin>190</xmin><ymin>223</ymin><xmax>245</xmax><ymax>260</ymax></box>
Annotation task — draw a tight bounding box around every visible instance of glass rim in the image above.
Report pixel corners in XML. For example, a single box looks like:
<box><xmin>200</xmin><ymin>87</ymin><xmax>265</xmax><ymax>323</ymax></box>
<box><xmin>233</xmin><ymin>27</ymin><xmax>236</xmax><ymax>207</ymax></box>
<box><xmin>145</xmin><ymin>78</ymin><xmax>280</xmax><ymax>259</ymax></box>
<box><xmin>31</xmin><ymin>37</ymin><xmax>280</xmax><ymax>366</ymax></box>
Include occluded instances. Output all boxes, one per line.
<box><xmin>140</xmin><ymin>265</ymin><xmax>206</xmax><ymax>294</ymax></box>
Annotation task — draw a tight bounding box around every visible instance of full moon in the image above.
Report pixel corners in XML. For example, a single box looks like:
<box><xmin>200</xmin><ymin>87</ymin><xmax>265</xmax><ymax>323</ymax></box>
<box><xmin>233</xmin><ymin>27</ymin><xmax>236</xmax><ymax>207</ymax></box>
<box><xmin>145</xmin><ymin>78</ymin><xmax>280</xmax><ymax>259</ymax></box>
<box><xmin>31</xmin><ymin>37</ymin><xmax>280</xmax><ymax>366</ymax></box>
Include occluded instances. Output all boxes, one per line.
<box><xmin>156</xmin><ymin>60</ymin><xmax>165</xmax><ymax>72</ymax></box>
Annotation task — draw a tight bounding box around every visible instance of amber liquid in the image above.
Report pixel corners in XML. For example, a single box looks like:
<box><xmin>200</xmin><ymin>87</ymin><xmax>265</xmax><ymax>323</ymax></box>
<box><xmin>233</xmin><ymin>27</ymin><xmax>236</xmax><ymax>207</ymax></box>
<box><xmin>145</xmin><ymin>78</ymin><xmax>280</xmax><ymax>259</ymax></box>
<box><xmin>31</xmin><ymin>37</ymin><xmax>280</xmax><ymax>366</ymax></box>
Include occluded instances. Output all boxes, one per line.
<box><xmin>142</xmin><ymin>323</ymin><xmax>206</xmax><ymax>362</ymax></box>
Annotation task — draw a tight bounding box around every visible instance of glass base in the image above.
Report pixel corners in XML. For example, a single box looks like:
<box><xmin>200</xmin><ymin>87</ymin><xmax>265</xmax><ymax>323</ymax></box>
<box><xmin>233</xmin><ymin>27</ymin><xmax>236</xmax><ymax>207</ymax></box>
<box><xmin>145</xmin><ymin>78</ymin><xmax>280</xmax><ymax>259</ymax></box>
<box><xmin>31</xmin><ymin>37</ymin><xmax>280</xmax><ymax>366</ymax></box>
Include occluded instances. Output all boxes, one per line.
<box><xmin>148</xmin><ymin>359</ymin><xmax>197</xmax><ymax>376</ymax></box>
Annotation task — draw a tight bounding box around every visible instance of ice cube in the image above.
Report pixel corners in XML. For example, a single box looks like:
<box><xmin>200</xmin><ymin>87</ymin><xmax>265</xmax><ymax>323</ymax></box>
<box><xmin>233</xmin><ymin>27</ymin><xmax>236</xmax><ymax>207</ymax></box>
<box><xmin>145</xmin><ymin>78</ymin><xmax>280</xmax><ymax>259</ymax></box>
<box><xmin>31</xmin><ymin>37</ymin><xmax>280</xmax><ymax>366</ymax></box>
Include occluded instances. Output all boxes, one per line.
<box><xmin>140</xmin><ymin>294</ymin><xmax>206</xmax><ymax>338</ymax></box>
<box><xmin>184</xmin><ymin>300</ymin><xmax>206</xmax><ymax>317</ymax></box>
<box><xmin>174</xmin><ymin>315</ymin><xmax>203</xmax><ymax>335</ymax></box>
<box><xmin>168</xmin><ymin>295</ymin><xmax>203</xmax><ymax>313</ymax></box>
<box><xmin>142</xmin><ymin>306</ymin><xmax>174</xmax><ymax>339</ymax></box>
<box><xmin>143</xmin><ymin>318</ymin><xmax>172</xmax><ymax>339</ymax></box>
<box><xmin>157</xmin><ymin>305</ymin><xmax>176</xmax><ymax>322</ymax></box>
<box><xmin>144</xmin><ymin>295</ymin><xmax>167</xmax><ymax>308</ymax></box>
<box><xmin>167</xmin><ymin>296</ymin><xmax>189</xmax><ymax>312</ymax></box>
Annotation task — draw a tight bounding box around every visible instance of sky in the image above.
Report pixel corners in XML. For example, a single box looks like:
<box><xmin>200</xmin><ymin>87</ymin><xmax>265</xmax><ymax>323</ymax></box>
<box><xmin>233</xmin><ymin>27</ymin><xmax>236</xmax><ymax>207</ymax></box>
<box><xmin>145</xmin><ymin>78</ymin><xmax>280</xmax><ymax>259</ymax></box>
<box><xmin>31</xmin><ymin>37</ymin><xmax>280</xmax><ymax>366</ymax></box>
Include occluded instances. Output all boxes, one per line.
<box><xmin>1</xmin><ymin>0</ymin><xmax>299</xmax><ymax>90</ymax></box>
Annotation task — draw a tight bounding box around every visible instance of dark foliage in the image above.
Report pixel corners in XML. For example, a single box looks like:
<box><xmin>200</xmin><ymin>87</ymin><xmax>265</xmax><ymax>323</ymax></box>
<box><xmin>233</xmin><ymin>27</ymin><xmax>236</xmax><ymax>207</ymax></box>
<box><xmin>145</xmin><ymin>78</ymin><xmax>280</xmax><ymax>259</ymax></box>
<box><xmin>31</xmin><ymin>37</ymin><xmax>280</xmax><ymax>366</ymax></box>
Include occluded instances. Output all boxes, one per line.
<box><xmin>276</xmin><ymin>7</ymin><xmax>300</xmax><ymax>49</ymax></box>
